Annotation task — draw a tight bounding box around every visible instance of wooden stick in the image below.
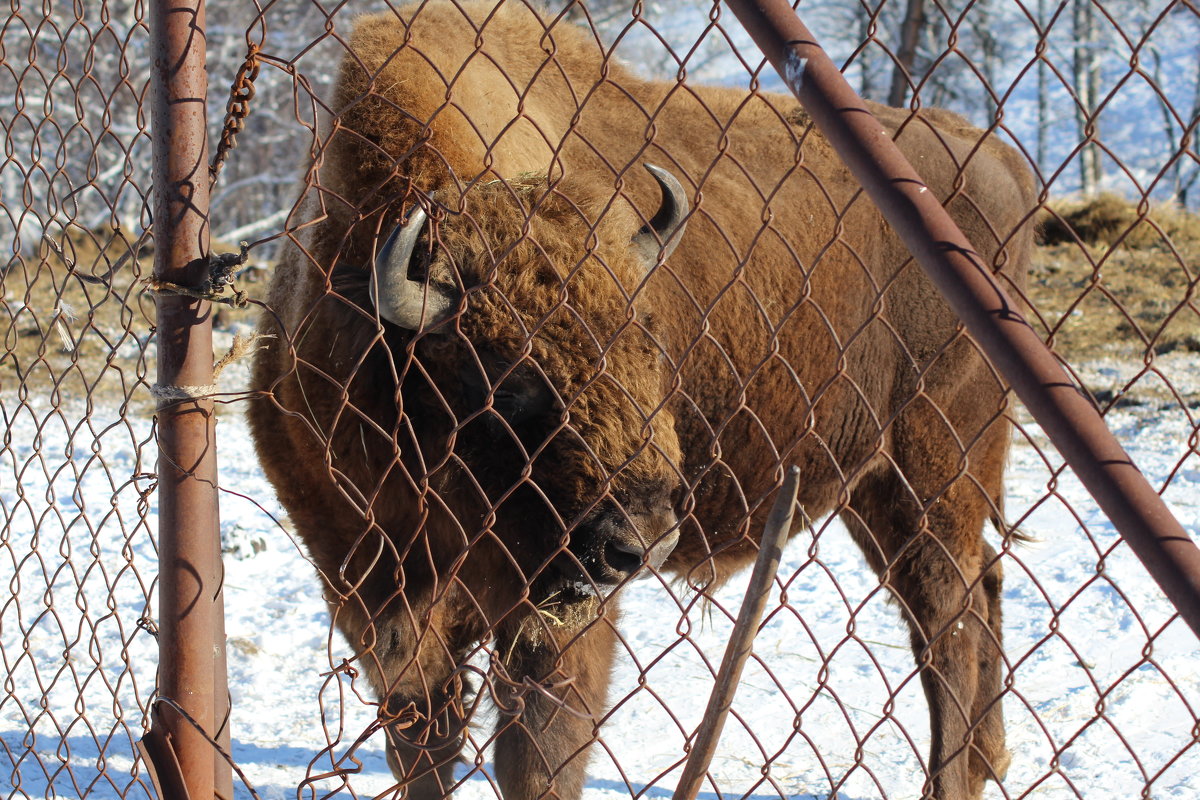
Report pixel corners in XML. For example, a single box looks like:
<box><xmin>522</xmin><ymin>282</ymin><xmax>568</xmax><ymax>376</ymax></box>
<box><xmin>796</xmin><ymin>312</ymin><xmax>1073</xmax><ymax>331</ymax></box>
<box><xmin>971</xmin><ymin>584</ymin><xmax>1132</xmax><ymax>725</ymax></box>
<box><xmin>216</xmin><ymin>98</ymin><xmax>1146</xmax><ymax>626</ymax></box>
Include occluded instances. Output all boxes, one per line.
<box><xmin>673</xmin><ymin>466</ymin><xmax>801</xmax><ymax>800</ymax></box>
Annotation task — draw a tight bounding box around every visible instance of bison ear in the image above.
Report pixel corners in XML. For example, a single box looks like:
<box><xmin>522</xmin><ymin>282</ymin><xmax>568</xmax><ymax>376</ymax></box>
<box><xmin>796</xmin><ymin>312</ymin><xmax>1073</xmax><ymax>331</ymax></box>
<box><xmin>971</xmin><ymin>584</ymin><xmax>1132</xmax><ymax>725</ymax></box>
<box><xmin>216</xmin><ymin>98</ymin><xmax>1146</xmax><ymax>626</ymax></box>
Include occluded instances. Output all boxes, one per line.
<box><xmin>370</xmin><ymin>206</ymin><xmax>455</xmax><ymax>331</ymax></box>
<box><xmin>631</xmin><ymin>163</ymin><xmax>689</xmax><ymax>273</ymax></box>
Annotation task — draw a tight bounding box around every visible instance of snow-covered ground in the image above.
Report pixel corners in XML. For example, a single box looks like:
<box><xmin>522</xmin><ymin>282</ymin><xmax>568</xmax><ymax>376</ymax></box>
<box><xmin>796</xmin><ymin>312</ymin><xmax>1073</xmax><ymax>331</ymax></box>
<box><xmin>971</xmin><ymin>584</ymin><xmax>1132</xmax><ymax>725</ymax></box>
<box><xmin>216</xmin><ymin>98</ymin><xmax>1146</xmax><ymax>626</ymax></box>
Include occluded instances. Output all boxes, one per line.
<box><xmin>2</xmin><ymin>369</ymin><xmax>1198</xmax><ymax>799</ymax></box>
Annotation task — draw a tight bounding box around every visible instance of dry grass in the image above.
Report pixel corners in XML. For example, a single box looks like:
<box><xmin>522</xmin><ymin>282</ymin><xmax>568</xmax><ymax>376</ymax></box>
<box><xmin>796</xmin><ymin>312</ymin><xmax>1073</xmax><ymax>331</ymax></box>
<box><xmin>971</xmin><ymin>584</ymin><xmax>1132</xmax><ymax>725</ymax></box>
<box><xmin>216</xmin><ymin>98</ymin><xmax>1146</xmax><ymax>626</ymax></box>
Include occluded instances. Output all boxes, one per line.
<box><xmin>1026</xmin><ymin>196</ymin><xmax>1200</xmax><ymax>407</ymax></box>
<box><xmin>5</xmin><ymin>197</ymin><xmax>1198</xmax><ymax>414</ymax></box>
<box><xmin>1028</xmin><ymin>198</ymin><xmax>1200</xmax><ymax>355</ymax></box>
<box><xmin>1</xmin><ymin>226</ymin><xmax>262</xmax><ymax>414</ymax></box>
<box><xmin>2</xmin><ymin>228</ymin><xmax>152</xmax><ymax>413</ymax></box>
<box><xmin>1038</xmin><ymin>193</ymin><xmax>1200</xmax><ymax>251</ymax></box>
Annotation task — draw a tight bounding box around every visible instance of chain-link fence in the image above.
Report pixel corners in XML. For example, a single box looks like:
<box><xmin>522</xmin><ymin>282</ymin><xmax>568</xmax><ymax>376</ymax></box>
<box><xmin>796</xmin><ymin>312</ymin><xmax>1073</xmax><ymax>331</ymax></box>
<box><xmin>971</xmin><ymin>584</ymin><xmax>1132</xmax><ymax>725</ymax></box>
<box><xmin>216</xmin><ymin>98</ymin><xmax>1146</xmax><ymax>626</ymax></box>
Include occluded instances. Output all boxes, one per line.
<box><xmin>2</xmin><ymin>1</ymin><xmax>1198</xmax><ymax>799</ymax></box>
<box><xmin>1</xmin><ymin>3</ymin><xmax>159</xmax><ymax>798</ymax></box>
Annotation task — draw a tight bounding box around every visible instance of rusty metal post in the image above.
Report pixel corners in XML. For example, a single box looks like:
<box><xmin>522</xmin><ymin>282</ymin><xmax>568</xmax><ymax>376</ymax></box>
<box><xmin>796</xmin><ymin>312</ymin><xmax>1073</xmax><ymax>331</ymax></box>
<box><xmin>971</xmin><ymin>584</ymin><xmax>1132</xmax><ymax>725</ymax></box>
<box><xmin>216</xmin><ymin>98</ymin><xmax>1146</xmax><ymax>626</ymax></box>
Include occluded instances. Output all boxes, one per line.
<box><xmin>146</xmin><ymin>1</ymin><xmax>232</xmax><ymax>798</ymax></box>
<box><xmin>721</xmin><ymin>0</ymin><xmax>1200</xmax><ymax>637</ymax></box>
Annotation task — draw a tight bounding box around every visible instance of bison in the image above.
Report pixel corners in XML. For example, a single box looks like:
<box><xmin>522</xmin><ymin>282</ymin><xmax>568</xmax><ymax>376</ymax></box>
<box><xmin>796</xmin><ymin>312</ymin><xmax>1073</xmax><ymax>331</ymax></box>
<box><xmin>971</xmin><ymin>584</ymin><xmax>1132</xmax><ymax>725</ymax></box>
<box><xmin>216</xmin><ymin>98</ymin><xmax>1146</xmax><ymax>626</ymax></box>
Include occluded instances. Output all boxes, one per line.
<box><xmin>248</xmin><ymin>2</ymin><xmax>1036</xmax><ymax>798</ymax></box>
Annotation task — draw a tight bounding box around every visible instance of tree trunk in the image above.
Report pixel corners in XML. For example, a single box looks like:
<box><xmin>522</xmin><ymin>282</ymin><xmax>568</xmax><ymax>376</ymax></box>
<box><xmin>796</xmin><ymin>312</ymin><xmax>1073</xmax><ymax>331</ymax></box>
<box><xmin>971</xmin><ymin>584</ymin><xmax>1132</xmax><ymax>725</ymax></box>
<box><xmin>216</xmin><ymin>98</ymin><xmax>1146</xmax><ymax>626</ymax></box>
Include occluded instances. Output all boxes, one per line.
<box><xmin>889</xmin><ymin>0</ymin><xmax>928</xmax><ymax>106</ymax></box>
<box><xmin>1073</xmin><ymin>0</ymin><xmax>1103</xmax><ymax>195</ymax></box>
<box><xmin>970</xmin><ymin>0</ymin><xmax>999</xmax><ymax>122</ymax></box>
<box><xmin>857</xmin><ymin>7</ymin><xmax>878</xmax><ymax>100</ymax></box>
<box><xmin>1037</xmin><ymin>0</ymin><xmax>1048</xmax><ymax>176</ymax></box>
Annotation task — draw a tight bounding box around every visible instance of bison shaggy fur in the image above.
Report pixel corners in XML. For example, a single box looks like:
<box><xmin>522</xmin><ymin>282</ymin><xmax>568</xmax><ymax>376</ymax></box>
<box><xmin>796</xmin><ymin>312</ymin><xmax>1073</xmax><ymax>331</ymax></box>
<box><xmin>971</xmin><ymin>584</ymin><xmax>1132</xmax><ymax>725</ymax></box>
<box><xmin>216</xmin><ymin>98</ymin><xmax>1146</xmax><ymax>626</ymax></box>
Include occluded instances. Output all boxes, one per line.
<box><xmin>248</xmin><ymin>2</ymin><xmax>1037</xmax><ymax>798</ymax></box>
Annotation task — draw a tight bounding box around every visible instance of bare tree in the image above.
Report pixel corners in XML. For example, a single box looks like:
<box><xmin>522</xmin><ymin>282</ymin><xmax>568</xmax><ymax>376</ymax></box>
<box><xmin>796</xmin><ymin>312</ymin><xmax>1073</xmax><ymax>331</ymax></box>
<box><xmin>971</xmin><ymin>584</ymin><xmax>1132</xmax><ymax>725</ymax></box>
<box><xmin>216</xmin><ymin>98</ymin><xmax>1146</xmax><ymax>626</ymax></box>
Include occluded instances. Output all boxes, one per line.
<box><xmin>966</xmin><ymin>0</ymin><xmax>1002</xmax><ymax>122</ymax></box>
<box><xmin>1073</xmin><ymin>0</ymin><xmax>1104</xmax><ymax>195</ymax></box>
<box><xmin>1146</xmin><ymin>3</ymin><xmax>1200</xmax><ymax>205</ymax></box>
<box><xmin>889</xmin><ymin>0</ymin><xmax>927</xmax><ymax>106</ymax></box>
<box><xmin>1037</xmin><ymin>0</ymin><xmax>1050</xmax><ymax>175</ymax></box>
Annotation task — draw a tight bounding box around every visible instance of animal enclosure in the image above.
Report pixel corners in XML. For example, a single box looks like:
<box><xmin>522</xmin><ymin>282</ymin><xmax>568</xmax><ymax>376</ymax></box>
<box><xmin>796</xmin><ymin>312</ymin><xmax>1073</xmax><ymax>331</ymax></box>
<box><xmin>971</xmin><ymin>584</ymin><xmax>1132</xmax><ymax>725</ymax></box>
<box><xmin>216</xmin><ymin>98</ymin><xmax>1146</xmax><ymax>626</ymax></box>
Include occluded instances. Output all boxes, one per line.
<box><xmin>1</xmin><ymin>1</ymin><xmax>1198</xmax><ymax>800</ymax></box>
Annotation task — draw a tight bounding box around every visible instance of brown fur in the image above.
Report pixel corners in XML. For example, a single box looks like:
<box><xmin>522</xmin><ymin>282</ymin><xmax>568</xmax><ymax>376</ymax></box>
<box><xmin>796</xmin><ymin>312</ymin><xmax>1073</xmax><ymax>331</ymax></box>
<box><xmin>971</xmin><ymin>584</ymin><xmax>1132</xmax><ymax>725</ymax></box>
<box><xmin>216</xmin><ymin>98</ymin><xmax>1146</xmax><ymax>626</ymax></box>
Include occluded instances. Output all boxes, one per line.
<box><xmin>248</xmin><ymin>3</ymin><xmax>1036</xmax><ymax>799</ymax></box>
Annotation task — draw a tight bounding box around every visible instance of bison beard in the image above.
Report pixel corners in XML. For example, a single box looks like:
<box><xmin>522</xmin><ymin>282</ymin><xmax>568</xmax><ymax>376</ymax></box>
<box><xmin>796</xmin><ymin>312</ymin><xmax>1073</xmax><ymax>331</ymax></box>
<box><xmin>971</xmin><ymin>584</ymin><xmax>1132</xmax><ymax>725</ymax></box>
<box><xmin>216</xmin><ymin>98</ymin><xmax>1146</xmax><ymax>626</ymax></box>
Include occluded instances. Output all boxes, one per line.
<box><xmin>247</xmin><ymin>2</ymin><xmax>1037</xmax><ymax>799</ymax></box>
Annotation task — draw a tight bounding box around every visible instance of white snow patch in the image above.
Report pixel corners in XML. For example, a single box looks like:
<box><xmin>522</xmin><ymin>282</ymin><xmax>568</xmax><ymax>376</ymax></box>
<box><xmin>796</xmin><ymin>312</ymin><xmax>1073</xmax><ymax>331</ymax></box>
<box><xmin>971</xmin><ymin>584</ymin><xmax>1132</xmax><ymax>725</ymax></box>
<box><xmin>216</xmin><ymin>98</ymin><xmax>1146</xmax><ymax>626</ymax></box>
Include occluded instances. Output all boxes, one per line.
<box><xmin>2</xmin><ymin>397</ymin><xmax>1198</xmax><ymax>799</ymax></box>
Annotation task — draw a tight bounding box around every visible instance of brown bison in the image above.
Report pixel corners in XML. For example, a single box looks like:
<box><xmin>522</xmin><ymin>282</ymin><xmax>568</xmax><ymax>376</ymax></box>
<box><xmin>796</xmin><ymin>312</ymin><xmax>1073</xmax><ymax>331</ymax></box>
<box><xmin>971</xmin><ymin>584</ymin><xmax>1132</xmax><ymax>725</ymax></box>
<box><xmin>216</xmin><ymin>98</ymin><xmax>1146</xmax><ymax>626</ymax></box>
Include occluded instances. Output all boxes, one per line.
<box><xmin>248</xmin><ymin>2</ymin><xmax>1036</xmax><ymax>798</ymax></box>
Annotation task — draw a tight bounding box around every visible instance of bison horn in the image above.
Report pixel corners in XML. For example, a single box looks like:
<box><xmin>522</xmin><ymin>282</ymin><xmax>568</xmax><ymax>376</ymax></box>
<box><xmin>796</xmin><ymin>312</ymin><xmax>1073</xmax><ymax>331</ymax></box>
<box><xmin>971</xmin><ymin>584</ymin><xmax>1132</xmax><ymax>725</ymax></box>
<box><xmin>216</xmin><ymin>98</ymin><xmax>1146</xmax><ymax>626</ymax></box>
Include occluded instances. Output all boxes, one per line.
<box><xmin>632</xmin><ymin>163</ymin><xmax>689</xmax><ymax>271</ymax></box>
<box><xmin>370</xmin><ymin>206</ymin><xmax>454</xmax><ymax>330</ymax></box>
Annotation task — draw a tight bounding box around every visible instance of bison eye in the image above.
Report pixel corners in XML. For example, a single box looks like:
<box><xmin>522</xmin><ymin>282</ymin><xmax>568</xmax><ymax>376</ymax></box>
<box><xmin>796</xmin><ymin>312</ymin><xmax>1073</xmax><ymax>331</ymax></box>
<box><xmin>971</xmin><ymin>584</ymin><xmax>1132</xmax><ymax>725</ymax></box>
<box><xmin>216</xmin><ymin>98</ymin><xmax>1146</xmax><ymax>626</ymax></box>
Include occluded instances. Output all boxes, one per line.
<box><xmin>492</xmin><ymin>376</ymin><xmax>552</xmax><ymax>424</ymax></box>
<box><xmin>490</xmin><ymin>384</ymin><xmax>537</xmax><ymax>421</ymax></box>
<box><xmin>461</xmin><ymin>362</ymin><xmax>555</xmax><ymax>427</ymax></box>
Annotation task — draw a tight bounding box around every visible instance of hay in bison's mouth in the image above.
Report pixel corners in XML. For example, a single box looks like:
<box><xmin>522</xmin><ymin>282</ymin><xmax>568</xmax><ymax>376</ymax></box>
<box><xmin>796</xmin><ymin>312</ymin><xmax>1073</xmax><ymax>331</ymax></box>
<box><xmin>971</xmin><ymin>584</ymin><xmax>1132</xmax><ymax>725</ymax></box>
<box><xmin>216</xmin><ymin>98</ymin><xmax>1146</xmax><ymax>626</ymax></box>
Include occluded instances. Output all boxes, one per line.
<box><xmin>506</xmin><ymin>581</ymin><xmax>603</xmax><ymax>653</ymax></box>
<box><xmin>530</xmin><ymin>579</ymin><xmax>605</xmax><ymax>624</ymax></box>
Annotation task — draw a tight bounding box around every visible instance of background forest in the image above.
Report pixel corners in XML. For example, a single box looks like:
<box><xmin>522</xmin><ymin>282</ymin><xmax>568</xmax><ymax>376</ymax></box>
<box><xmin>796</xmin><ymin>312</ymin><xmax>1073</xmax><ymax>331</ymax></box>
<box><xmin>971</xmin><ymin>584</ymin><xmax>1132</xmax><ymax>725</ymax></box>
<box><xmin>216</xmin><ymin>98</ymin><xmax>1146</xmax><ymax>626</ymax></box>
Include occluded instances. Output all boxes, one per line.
<box><xmin>2</xmin><ymin>0</ymin><xmax>1197</xmax><ymax>260</ymax></box>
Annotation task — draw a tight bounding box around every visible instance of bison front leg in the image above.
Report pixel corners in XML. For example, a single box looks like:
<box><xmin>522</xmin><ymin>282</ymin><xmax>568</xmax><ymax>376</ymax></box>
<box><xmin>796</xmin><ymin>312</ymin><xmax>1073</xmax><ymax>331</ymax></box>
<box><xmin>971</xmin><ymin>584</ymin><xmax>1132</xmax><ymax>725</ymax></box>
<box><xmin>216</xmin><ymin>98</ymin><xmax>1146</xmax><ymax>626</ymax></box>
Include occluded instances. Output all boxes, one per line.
<box><xmin>491</xmin><ymin>602</ymin><xmax>618</xmax><ymax>800</ymax></box>
<box><xmin>843</xmin><ymin>466</ymin><xmax>1008</xmax><ymax>800</ymax></box>
<box><xmin>902</xmin><ymin>541</ymin><xmax>1006</xmax><ymax>800</ymax></box>
<box><xmin>361</xmin><ymin>606</ymin><xmax>479</xmax><ymax>800</ymax></box>
<box><xmin>382</xmin><ymin>672</ymin><xmax>470</xmax><ymax>799</ymax></box>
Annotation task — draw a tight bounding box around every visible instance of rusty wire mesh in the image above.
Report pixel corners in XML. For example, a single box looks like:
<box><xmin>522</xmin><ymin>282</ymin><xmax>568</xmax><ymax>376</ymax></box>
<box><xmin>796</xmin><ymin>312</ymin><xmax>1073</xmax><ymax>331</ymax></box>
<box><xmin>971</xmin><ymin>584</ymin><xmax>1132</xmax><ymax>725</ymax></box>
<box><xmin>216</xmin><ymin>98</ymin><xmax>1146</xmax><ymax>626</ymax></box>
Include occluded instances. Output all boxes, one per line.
<box><xmin>2</xmin><ymin>1</ymin><xmax>1199</xmax><ymax>799</ymax></box>
<box><xmin>0</xmin><ymin>3</ymin><xmax>160</xmax><ymax>798</ymax></box>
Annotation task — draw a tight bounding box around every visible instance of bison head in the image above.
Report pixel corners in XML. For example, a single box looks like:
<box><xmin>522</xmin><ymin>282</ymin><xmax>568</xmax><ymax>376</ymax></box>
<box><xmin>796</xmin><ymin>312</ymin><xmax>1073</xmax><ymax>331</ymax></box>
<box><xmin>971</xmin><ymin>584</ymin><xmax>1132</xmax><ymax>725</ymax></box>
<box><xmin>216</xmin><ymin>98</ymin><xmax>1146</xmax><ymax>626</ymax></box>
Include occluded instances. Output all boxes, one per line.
<box><xmin>369</xmin><ymin>165</ymin><xmax>689</xmax><ymax>611</ymax></box>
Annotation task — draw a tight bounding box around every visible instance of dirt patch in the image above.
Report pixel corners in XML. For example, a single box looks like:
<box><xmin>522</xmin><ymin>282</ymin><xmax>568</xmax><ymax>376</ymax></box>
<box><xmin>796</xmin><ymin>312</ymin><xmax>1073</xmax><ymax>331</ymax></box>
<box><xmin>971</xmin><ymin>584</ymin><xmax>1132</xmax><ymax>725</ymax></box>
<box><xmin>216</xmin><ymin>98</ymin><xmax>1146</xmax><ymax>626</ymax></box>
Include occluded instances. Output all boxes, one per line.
<box><xmin>1</xmin><ymin>226</ymin><xmax>262</xmax><ymax>414</ymax></box>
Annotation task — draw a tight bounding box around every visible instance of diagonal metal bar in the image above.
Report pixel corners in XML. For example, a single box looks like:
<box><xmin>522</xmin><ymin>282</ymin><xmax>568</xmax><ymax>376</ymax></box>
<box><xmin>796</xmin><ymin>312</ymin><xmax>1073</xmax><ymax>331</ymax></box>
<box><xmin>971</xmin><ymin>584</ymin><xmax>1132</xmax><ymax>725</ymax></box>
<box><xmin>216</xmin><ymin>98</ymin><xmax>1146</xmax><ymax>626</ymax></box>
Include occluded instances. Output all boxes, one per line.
<box><xmin>721</xmin><ymin>0</ymin><xmax>1200</xmax><ymax>638</ymax></box>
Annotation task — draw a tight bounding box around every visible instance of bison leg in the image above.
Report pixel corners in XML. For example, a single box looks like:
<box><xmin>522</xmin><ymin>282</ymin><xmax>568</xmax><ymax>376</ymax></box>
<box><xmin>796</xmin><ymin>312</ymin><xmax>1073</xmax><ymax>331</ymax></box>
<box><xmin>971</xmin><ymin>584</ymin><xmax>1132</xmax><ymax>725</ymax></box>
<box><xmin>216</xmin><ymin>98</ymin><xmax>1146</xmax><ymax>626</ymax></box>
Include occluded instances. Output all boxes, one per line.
<box><xmin>382</xmin><ymin>671</ymin><xmax>470</xmax><ymax>799</ymax></box>
<box><xmin>491</xmin><ymin>603</ymin><xmax>618</xmax><ymax>800</ymax></box>
<box><xmin>842</xmin><ymin>440</ymin><xmax>1008</xmax><ymax>799</ymax></box>
<box><xmin>362</xmin><ymin>607</ymin><xmax>478</xmax><ymax>799</ymax></box>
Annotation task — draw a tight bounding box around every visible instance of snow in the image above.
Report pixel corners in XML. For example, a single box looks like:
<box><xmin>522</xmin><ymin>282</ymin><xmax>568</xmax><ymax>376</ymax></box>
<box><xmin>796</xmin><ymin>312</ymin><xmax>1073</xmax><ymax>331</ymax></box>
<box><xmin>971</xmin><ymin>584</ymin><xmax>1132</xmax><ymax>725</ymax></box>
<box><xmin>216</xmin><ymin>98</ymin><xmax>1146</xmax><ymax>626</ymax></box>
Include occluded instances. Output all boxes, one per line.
<box><xmin>2</xmin><ymin>375</ymin><xmax>1198</xmax><ymax>799</ymax></box>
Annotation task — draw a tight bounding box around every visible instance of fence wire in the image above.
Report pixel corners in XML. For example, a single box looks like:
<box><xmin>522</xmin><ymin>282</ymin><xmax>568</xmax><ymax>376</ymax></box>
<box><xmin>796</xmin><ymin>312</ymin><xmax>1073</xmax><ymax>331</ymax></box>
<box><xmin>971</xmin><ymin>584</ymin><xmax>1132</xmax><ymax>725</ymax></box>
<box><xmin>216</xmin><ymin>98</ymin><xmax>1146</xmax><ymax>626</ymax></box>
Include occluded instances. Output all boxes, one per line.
<box><xmin>1</xmin><ymin>3</ymin><xmax>160</xmax><ymax>799</ymax></box>
<box><xmin>1</xmin><ymin>1</ymin><xmax>1198</xmax><ymax>800</ymax></box>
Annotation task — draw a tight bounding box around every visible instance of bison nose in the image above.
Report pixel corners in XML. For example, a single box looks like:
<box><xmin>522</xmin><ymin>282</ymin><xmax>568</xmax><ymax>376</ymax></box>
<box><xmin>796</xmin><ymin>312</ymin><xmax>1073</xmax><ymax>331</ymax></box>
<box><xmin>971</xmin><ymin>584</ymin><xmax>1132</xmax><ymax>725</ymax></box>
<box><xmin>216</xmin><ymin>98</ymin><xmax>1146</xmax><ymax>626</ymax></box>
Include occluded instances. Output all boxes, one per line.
<box><xmin>569</xmin><ymin>504</ymin><xmax>679</xmax><ymax>589</ymax></box>
<box><xmin>597</xmin><ymin>517</ymin><xmax>678</xmax><ymax>583</ymax></box>
<box><xmin>602</xmin><ymin>538</ymin><xmax>647</xmax><ymax>581</ymax></box>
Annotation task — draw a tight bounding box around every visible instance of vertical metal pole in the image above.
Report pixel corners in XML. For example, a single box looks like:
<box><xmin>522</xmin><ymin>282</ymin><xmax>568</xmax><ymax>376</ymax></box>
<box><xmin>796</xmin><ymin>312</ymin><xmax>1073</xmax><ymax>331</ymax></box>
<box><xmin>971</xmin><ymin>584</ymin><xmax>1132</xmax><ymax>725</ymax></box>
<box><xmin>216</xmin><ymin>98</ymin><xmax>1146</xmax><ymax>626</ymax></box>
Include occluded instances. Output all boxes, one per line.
<box><xmin>148</xmin><ymin>1</ymin><xmax>231</xmax><ymax>797</ymax></box>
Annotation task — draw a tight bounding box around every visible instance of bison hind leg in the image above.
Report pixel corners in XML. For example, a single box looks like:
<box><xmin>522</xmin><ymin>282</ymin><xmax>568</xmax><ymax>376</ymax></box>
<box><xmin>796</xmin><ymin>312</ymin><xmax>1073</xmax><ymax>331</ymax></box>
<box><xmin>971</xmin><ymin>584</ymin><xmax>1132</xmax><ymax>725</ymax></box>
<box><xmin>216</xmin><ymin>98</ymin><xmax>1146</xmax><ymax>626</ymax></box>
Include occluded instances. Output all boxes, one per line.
<box><xmin>841</xmin><ymin>447</ymin><xmax>1009</xmax><ymax>800</ymax></box>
